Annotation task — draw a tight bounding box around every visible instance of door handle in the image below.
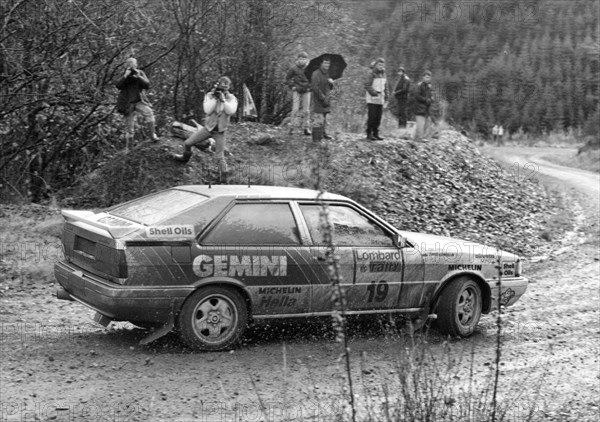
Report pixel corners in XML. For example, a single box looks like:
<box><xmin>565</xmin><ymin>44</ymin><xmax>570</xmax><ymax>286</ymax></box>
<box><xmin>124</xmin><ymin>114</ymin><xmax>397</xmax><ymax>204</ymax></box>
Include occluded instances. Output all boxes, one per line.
<box><xmin>314</xmin><ymin>254</ymin><xmax>327</xmax><ymax>261</ymax></box>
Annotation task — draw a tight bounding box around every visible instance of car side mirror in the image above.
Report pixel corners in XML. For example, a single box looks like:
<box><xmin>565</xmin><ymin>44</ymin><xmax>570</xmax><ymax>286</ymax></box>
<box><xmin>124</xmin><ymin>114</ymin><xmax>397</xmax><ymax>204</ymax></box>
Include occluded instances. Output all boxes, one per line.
<box><xmin>393</xmin><ymin>233</ymin><xmax>406</xmax><ymax>248</ymax></box>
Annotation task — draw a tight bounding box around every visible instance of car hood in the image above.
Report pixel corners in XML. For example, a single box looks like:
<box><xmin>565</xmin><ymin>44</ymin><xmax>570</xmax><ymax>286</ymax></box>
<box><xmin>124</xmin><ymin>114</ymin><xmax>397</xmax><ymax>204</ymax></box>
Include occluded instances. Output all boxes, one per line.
<box><xmin>397</xmin><ymin>230</ymin><xmax>520</xmax><ymax>262</ymax></box>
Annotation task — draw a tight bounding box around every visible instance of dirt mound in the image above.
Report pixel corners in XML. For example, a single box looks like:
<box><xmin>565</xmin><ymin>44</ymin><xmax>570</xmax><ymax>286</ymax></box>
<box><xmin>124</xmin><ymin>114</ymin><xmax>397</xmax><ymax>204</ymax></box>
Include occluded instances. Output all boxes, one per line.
<box><xmin>58</xmin><ymin>123</ymin><xmax>559</xmax><ymax>256</ymax></box>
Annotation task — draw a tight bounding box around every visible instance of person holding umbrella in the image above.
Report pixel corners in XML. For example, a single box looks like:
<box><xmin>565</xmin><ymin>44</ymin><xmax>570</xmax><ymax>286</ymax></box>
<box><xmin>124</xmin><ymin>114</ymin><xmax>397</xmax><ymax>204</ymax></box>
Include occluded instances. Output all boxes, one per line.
<box><xmin>310</xmin><ymin>57</ymin><xmax>334</xmax><ymax>141</ymax></box>
<box><xmin>364</xmin><ymin>57</ymin><xmax>388</xmax><ymax>140</ymax></box>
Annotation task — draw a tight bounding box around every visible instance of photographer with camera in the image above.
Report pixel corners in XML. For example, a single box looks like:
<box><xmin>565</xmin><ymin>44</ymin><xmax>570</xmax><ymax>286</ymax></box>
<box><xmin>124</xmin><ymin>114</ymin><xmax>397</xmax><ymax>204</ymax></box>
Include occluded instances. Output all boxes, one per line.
<box><xmin>172</xmin><ymin>76</ymin><xmax>238</xmax><ymax>183</ymax></box>
<box><xmin>115</xmin><ymin>57</ymin><xmax>159</xmax><ymax>151</ymax></box>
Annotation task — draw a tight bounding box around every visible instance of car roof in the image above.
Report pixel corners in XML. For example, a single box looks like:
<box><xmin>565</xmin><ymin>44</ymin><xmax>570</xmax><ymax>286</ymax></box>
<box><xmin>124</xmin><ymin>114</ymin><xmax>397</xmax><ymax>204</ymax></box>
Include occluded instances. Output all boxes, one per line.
<box><xmin>174</xmin><ymin>185</ymin><xmax>350</xmax><ymax>201</ymax></box>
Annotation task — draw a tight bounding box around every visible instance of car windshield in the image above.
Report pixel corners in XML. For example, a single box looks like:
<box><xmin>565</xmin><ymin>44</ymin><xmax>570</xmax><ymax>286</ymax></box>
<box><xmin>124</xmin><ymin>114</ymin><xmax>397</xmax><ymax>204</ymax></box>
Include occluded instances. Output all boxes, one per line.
<box><xmin>109</xmin><ymin>189</ymin><xmax>207</xmax><ymax>225</ymax></box>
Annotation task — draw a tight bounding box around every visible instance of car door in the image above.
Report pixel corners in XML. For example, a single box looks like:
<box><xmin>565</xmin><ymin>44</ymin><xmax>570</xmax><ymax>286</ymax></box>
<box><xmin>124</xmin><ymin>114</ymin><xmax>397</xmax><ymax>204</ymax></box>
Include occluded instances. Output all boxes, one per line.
<box><xmin>196</xmin><ymin>201</ymin><xmax>312</xmax><ymax>316</ymax></box>
<box><xmin>297</xmin><ymin>202</ymin><xmax>421</xmax><ymax>314</ymax></box>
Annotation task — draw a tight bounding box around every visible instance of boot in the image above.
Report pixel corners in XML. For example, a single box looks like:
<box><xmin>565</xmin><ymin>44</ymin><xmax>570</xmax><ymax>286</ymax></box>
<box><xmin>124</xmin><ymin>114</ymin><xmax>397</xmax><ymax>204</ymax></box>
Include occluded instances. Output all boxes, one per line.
<box><xmin>373</xmin><ymin>130</ymin><xmax>384</xmax><ymax>140</ymax></box>
<box><xmin>303</xmin><ymin>128</ymin><xmax>312</xmax><ymax>136</ymax></box>
<box><xmin>366</xmin><ymin>130</ymin><xmax>375</xmax><ymax>141</ymax></box>
<box><xmin>147</xmin><ymin>121</ymin><xmax>159</xmax><ymax>142</ymax></box>
<box><xmin>323</xmin><ymin>131</ymin><xmax>333</xmax><ymax>140</ymax></box>
<box><xmin>311</xmin><ymin>126</ymin><xmax>323</xmax><ymax>142</ymax></box>
<box><xmin>171</xmin><ymin>145</ymin><xmax>192</xmax><ymax>162</ymax></box>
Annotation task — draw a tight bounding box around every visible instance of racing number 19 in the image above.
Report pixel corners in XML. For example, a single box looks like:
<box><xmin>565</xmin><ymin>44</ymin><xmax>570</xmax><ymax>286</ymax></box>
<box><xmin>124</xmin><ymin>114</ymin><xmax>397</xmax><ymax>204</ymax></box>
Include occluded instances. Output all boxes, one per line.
<box><xmin>366</xmin><ymin>280</ymin><xmax>389</xmax><ymax>302</ymax></box>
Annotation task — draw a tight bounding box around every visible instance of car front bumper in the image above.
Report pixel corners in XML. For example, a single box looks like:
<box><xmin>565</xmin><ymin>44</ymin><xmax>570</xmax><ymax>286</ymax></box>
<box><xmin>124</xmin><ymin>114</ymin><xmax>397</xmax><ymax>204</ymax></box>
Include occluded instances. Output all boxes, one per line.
<box><xmin>488</xmin><ymin>276</ymin><xmax>528</xmax><ymax>309</ymax></box>
<box><xmin>54</xmin><ymin>260</ymin><xmax>192</xmax><ymax>324</ymax></box>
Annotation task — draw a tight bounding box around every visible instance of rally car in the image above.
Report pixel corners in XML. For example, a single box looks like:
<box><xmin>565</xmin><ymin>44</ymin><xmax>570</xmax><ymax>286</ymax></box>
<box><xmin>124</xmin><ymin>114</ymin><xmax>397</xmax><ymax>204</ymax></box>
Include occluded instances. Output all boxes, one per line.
<box><xmin>54</xmin><ymin>185</ymin><xmax>528</xmax><ymax>351</ymax></box>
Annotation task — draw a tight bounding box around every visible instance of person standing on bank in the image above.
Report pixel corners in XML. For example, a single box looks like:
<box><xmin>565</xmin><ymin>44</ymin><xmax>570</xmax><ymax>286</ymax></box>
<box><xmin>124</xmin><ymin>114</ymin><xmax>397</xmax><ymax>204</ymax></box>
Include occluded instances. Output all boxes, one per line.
<box><xmin>115</xmin><ymin>57</ymin><xmax>159</xmax><ymax>151</ymax></box>
<box><xmin>285</xmin><ymin>52</ymin><xmax>312</xmax><ymax>136</ymax></box>
<box><xmin>172</xmin><ymin>76</ymin><xmax>238</xmax><ymax>184</ymax></box>
<box><xmin>393</xmin><ymin>66</ymin><xmax>410</xmax><ymax>128</ymax></box>
<box><xmin>364</xmin><ymin>58</ymin><xmax>388</xmax><ymax>140</ymax></box>
<box><xmin>310</xmin><ymin>57</ymin><xmax>334</xmax><ymax>142</ymax></box>
<box><xmin>498</xmin><ymin>125</ymin><xmax>504</xmax><ymax>145</ymax></box>
<box><xmin>414</xmin><ymin>70</ymin><xmax>433</xmax><ymax>141</ymax></box>
<box><xmin>492</xmin><ymin>124</ymin><xmax>499</xmax><ymax>144</ymax></box>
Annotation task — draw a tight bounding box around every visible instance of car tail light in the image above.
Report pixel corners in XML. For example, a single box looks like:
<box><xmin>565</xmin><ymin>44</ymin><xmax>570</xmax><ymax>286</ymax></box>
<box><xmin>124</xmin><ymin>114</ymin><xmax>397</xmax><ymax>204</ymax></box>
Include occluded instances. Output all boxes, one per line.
<box><xmin>515</xmin><ymin>259</ymin><xmax>522</xmax><ymax>277</ymax></box>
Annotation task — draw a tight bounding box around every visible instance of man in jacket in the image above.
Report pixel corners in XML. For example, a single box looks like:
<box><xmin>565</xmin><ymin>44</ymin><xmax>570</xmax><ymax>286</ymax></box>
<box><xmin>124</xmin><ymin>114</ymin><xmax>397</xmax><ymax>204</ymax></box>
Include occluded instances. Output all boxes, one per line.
<box><xmin>364</xmin><ymin>57</ymin><xmax>388</xmax><ymax>140</ymax></box>
<box><xmin>115</xmin><ymin>57</ymin><xmax>159</xmax><ymax>151</ymax></box>
<box><xmin>393</xmin><ymin>66</ymin><xmax>410</xmax><ymax>128</ymax></box>
<box><xmin>310</xmin><ymin>57</ymin><xmax>334</xmax><ymax>141</ymax></box>
<box><xmin>285</xmin><ymin>52</ymin><xmax>311</xmax><ymax>135</ymax></box>
<box><xmin>172</xmin><ymin>76</ymin><xmax>238</xmax><ymax>184</ymax></box>
<box><xmin>414</xmin><ymin>70</ymin><xmax>433</xmax><ymax>141</ymax></box>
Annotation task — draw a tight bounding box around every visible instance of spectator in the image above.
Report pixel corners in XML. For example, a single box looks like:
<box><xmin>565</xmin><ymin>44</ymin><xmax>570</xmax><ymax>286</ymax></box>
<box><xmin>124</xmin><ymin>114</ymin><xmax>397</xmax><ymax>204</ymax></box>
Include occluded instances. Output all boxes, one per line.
<box><xmin>285</xmin><ymin>52</ymin><xmax>312</xmax><ymax>136</ymax></box>
<box><xmin>498</xmin><ymin>125</ymin><xmax>504</xmax><ymax>145</ymax></box>
<box><xmin>171</xmin><ymin>76</ymin><xmax>238</xmax><ymax>184</ymax></box>
<box><xmin>115</xmin><ymin>57</ymin><xmax>159</xmax><ymax>151</ymax></box>
<box><xmin>393</xmin><ymin>66</ymin><xmax>410</xmax><ymax>128</ymax></box>
<box><xmin>310</xmin><ymin>57</ymin><xmax>334</xmax><ymax>142</ymax></box>
<box><xmin>492</xmin><ymin>125</ymin><xmax>499</xmax><ymax>144</ymax></box>
<box><xmin>364</xmin><ymin>57</ymin><xmax>388</xmax><ymax>140</ymax></box>
<box><xmin>414</xmin><ymin>70</ymin><xmax>433</xmax><ymax>141</ymax></box>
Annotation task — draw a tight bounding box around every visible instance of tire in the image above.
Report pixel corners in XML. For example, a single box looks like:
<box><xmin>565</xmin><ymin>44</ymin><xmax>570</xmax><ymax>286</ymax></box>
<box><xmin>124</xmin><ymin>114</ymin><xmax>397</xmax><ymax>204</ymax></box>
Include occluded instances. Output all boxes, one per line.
<box><xmin>436</xmin><ymin>277</ymin><xmax>482</xmax><ymax>337</ymax></box>
<box><xmin>178</xmin><ymin>286</ymin><xmax>247</xmax><ymax>351</ymax></box>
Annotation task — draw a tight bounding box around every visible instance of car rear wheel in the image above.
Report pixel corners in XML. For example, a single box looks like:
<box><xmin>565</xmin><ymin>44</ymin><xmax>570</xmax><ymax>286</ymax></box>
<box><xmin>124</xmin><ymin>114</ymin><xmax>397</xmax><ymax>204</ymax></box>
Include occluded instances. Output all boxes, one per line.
<box><xmin>178</xmin><ymin>286</ymin><xmax>247</xmax><ymax>351</ymax></box>
<box><xmin>436</xmin><ymin>277</ymin><xmax>482</xmax><ymax>337</ymax></box>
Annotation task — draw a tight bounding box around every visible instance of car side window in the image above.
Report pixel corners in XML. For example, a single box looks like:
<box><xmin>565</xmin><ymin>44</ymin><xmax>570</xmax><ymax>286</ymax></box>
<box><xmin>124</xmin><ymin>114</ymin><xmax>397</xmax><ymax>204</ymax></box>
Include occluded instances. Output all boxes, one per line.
<box><xmin>202</xmin><ymin>203</ymin><xmax>301</xmax><ymax>245</ymax></box>
<box><xmin>299</xmin><ymin>204</ymin><xmax>393</xmax><ymax>247</ymax></box>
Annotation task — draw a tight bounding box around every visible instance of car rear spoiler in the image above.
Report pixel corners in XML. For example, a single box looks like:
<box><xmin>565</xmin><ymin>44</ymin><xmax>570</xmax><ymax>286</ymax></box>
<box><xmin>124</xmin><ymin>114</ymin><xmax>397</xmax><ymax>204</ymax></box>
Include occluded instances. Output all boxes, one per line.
<box><xmin>62</xmin><ymin>210</ymin><xmax>142</xmax><ymax>239</ymax></box>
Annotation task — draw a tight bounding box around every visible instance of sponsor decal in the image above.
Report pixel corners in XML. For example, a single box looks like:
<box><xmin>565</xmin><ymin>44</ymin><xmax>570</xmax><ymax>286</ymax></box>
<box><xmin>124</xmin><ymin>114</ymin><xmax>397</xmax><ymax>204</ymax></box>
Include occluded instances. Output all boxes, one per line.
<box><xmin>257</xmin><ymin>287</ymin><xmax>301</xmax><ymax>295</ymax></box>
<box><xmin>500</xmin><ymin>288</ymin><xmax>516</xmax><ymax>306</ymax></box>
<box><xmin>358</xmin><ymin>251</ymin><xmax>401</xmax><ymax>261</ymax></box>
<box><xmin>475</xmin><ymin>253</ymin><xmax>496</xmax><ymax>259</ymax></box>
<box><xmin>193</xmin><ymin>254</ymin><xmax>287</xmax><ymax>278</ymax></box>
<box><xmin>257</xmin><ymin>287</ymin><xmax>301</xmax><ymax>308</ymax></box>
<box><xmin>147</xmin><ymin>225</ymin><xmax>194</xmax><ymax>237</ymax></box>
<box><xmin>369</xmin><ymin>261</ymin><xmax>402</xmax><ymax>273</ymax></box>
<box><xmin>448</xmin><ymin>264</ymin><xmax>482</xmax><ymax>271</ymax></box>
<box><xmin>502</xmin><ymin>262</ymin><xmax>515</xmax><ymax>276</ymax></box>
<box><xmin>259</xmin><ymin>295</ymin><xmax>298</xmax><ymax>308</ymax></box>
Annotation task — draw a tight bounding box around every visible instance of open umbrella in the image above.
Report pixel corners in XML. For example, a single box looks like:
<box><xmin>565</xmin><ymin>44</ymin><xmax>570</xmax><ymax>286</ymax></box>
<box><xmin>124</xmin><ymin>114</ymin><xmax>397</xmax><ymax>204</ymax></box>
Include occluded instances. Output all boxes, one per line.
<box><xmin>304</xmin><ymin>53</ymin><xmax>347</xmax><ymax>80</ymax></box>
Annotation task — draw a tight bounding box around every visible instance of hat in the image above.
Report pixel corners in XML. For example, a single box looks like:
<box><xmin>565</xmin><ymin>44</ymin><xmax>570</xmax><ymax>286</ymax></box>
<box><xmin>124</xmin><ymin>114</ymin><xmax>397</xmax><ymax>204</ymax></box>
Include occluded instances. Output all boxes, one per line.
<box><xmin>424</xmin><ymin>70</ymin><xmax>432</xmax><ymax>76</ymax></box>
<box><xmin>297</xmin><ymin>52</ymin><xmax>308</xmax><ymax>59</ymax></box>
<box><xmin>398</xmin><ymin>66</ymin><xmax>405</xmax><ymax>73</ymax></box>
<box><xmin>375</xmin><ymin>57</ymin><xmax>385</xmax><ymax>64</ymax></box>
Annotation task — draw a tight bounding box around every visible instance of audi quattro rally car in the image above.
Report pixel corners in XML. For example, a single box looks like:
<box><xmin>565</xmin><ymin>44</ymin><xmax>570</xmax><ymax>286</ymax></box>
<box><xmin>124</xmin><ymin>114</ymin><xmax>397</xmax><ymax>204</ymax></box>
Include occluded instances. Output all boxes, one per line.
<box><xmin>54</xmin><ymin>185</ymin><xmax>528</xmax><ymax>351</ymax></box>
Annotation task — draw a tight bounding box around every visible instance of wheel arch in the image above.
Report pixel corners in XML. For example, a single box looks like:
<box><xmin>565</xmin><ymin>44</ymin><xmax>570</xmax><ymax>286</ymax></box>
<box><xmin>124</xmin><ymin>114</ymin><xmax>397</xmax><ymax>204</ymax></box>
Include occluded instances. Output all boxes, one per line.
<box><xmin>181</xmin><ymin>278</ymin><xmax>253</xmax><ymax>321</ymax></box>
<box><xmin>432</xmin><ymin>272</ymin><xmax>492</xmax><ymax>314</ymax></box>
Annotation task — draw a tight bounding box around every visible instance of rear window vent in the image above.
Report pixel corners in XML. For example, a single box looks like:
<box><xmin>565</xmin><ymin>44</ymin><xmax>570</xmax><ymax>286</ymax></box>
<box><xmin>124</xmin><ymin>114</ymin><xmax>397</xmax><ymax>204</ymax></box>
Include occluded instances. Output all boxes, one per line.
<box><xmin>98</xmin><ymin>216</ymin><xmax>134</xmax><ymax>226</ymax></box>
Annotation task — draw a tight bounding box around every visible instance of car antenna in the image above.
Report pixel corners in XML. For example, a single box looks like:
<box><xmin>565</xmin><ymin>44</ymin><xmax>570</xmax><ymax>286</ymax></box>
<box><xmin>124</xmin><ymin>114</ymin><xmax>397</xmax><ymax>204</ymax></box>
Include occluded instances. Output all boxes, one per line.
<box><xmin>248</xmin><ymin>175</ymin><xmax>251</xmax><ymax>188</ymax></box>
<box><xmin>208</xmin><ymin>180</ymin><xmax>211</xmax><ymax>189</ymax></box>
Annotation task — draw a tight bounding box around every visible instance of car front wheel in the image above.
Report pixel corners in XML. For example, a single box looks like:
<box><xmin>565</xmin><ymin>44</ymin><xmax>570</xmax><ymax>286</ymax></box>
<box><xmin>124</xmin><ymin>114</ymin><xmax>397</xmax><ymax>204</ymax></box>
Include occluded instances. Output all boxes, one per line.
<box><xmin>436</xmin><ymin>277</ymin><xmax>482</xmax><ymax>337</ymax></box>
<box><xmin>178</xmin><ymin>286</ymin><xmax>248</xmax><ymax>351</ymax></box>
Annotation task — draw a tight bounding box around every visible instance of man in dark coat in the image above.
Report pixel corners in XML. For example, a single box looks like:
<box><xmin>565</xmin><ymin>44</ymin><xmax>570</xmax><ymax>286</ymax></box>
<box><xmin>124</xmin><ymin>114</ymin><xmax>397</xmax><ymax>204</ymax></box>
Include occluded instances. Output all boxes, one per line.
<box><xmin>393</xmin><ymin>66</ymin><xmax>410</xmax><ymax>128</ymax></box>
<box><xmin>285</xmin><ymin>52</ymin><xmax>312</xmax><ymax>135</ymax></box>
<box><xmin>310</xmin><ymin>57</ymin><xmax>334</xmax><ymax>141</ymax></box>
<box><xmin>414</xmin><ymin>70</ymin><xmax>433</xmax><ymax>140</ymax></box>
<box><xmin>115</xmin><ymin>57</ymin><xmax>159</xmax><ymax>151</ymax></box>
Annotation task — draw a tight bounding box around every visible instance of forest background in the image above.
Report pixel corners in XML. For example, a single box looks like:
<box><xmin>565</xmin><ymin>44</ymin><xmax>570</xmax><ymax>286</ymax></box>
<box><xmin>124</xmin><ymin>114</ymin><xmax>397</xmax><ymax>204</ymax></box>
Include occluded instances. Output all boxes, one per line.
<box><xmin>0</xmin><ymin>0</ymin><xmax>598</xmax><ymax>202</ymax></box>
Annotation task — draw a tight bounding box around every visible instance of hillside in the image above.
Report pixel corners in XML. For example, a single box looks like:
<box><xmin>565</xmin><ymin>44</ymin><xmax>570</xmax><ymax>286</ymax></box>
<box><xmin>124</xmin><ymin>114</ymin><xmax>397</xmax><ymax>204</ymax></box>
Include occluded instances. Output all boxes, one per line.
<box><xmin>58</xmin><ymin>124</ymin><xmax>566</xmax><ymax>257</ymax></box>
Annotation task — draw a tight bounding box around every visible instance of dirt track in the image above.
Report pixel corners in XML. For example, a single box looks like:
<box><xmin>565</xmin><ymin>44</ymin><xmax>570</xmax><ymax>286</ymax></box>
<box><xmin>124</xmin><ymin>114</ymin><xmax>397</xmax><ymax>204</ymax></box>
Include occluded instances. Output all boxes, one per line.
<box><xmin>1</xmin><ymin>147</ymin><xmax>599</xmax><ymax>421</ymax></box>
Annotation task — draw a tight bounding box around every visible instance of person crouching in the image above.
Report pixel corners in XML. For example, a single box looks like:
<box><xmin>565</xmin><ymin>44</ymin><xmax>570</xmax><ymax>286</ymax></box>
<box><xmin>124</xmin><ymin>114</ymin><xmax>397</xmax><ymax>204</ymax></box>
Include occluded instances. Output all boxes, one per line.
<box><xmin>172</xmin><ymin>76</ymin><xmax>238</xmax><ymax>183</ymax></box>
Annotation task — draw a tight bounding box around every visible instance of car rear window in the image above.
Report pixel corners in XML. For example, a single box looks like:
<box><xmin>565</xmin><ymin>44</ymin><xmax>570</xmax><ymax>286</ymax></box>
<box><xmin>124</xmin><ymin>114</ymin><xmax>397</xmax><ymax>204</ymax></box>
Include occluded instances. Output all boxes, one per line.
<box><xmin>109</xmin><ymin>189</ymin><xmax>208</xmax><ymax>225</ymax></box>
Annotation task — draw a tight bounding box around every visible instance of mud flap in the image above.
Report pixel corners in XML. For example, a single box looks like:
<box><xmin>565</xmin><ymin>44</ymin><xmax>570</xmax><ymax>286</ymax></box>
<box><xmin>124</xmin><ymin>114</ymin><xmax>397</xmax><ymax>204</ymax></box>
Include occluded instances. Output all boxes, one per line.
<box><xmin>139</xmin><ymin>300</ymin><xmax>179</xmax><ymax>346</ymax></box>
<box><xmin>139</xmin><ymin>320</ymin><xmax>174</xmax><ymax>345</ymax></box>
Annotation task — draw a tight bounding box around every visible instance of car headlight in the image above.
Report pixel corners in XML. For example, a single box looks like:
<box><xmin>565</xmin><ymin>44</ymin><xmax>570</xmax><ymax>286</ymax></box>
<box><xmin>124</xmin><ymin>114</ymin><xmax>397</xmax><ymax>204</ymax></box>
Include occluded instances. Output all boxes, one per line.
<box><xmin>515</xmin><ymin>259</ymin><xmax>522</xmax><ymax>277</ymax></box>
